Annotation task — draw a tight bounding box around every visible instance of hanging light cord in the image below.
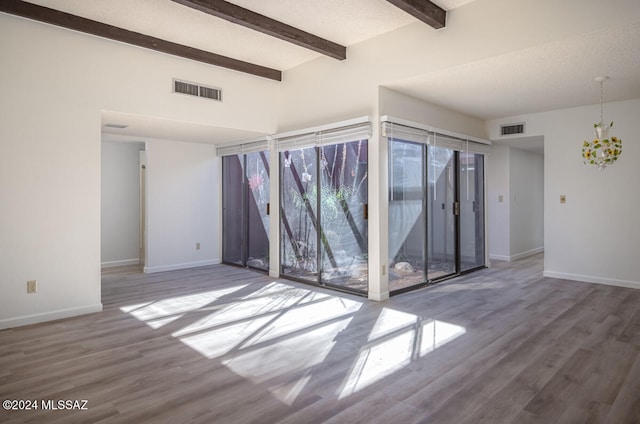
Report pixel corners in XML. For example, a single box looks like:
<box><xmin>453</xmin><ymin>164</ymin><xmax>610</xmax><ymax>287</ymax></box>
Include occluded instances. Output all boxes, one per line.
<box><xmin>599</xmin><ymin>79</ymin><xmax>604</xmax><ymax>126</ymax></box>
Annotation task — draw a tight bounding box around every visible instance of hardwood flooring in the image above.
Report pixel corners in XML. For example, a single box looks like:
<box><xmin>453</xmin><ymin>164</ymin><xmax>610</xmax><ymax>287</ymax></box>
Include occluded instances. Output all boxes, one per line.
<box><xmin>1</xmin><ymin>255</ymin><xmax>639</xmax><ymax>423</ymax></box>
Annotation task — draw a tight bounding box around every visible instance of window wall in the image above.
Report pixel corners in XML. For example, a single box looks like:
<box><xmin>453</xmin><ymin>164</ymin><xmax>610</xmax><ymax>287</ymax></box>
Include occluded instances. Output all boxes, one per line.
<box><xmin>387</xmin><ymin>126</ymin><xmax>487</xmax><ymax>293</ymax></box>
<box><xmin>280</xmin><ymin>136</ymin><xmax>369</xmax><ymax>294</ymax></box>
<box><xmin>219</xmin><ymin>119</ymin><xmax>484</xmax><ymax>299</ymax></box>
<box><xmin>221</xmin><ymin>151</ymin><xmax>270</xmax><ymax>271</ymax></box>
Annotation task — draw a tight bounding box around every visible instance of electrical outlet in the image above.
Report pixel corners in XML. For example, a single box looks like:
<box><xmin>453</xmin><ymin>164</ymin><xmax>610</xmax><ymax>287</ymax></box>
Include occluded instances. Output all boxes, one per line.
<box><xmin>196</xmin><ymin>242</ymin><xmax>201</xmax><ymax>250</ymax></box>
<box><xmin>27</xmin><ymin>280</ymin><xmax>37</xmax><ymax>294</ymax></box>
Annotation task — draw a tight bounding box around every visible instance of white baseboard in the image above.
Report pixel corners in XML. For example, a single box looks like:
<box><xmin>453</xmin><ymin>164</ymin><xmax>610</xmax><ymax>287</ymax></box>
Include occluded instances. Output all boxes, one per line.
<box><xmin>0</xmin><ymin>303</ymin><xmax>103</xmax><ymax>330</ymax></box>
<box><xmin>144</xmin><ymin>259</ymin><xmax>220</xmax><ymax>274</ymax></box>
<box><xmin>489</xmin><ymin>254</ymin><xmax>511</xmax><ymax>261</ymax></box>
<box><xmin>101</xmin><ymin>258</ymin><xmax>140</xmax><ymax>268</ymax></box>
<box><xmin>490</xmin><ymin>247</ymin><xmax>544</xmax><ymax>262</ymax></box>
<box><xmin>543</xmin><ymin>270</ymin><xmax>640</xmax><ymax>290</ymax></box>
<box><xmin>510</xmin><ymin>247</ymin><xmax>544</xmax><ymax>261</ymax></box>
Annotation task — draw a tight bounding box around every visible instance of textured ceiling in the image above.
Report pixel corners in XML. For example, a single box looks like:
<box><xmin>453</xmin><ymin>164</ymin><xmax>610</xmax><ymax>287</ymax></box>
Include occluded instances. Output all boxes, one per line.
<box><xmin>386</xmin><ymin>21</ymin><xmax>640</xmax><ymax>120</ymax></box>
<box><xmin>18</xmin><ymin>0</ymin><xmax>640</xmax><ymax>147</ymax></box>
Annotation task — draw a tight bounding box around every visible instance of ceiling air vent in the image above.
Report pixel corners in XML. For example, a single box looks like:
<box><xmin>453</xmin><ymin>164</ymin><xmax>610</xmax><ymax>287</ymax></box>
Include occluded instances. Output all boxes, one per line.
<box><xmin>173</xmin><ymin>79</ymin><xmax>222</xmax><ymax>102</ymax></box>
<box><xmin>500</xmin><ymin>123</ymin><xmax>525</xmax><ymax>136</ymax></box>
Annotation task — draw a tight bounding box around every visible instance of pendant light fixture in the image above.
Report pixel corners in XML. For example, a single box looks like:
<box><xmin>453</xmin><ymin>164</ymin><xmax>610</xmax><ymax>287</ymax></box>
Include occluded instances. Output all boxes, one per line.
<box><xmin>581</xmin><ymin>76</ymin><xmax>623</xmax><ymax>170</ymax></box>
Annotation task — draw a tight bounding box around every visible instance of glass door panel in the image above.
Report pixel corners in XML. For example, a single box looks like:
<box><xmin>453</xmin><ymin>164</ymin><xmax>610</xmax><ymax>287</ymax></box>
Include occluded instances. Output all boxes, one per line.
<box><xmin>388</xmin><ymin>140</ymin><xmax>426</xmax><ymax>291</ymax></box>
<box><xmin>460</xmin><ymin>152</ymin><xmax>485</xmax><ymax>272</ymax></box>
<box><xmin>387</xmin><ymin>138</ymin><xmax>486</xmax><ymax>292</ymax></box>
<box><xmin>280</xmin><ymin>147</ymin><xmax>318</xmax><ymax>281</ymax></box>
<box><xmin>222</xmin><ymin>155</ymin><xmax>244</xmax><ymax>266</ymax></box>
<box><xmin>319</xmin><ymin>140</ymin><xmax>368</xmax><ymax>292</ymax></box>
<box><xmin>427</xmin><ymin>146</ymin><xmax>456</xmax><ymax>280</ymax></box>
<box><xmin>246</xmin><ymin>151</ymin><xmax>270</xmax><ymax>271</ymax></box>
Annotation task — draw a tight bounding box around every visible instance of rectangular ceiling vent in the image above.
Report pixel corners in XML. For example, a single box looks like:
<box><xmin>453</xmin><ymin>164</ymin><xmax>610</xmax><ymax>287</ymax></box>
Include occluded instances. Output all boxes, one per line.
<box><xmin>173</xmin><ymin>79</ymin><xmax>222</xmax><ymax>102</ymax></box>
<box><xmin>500</xmin><ymin>123</ymin><xmax>525</xmax><ymax>136</ymax></box>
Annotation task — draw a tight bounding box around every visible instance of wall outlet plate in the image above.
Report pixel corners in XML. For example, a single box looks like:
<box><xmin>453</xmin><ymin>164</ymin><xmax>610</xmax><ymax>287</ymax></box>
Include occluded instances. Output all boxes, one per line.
<box><xmin>27</xmin><ymin>280</ymin><xmax>37</xmax><ymax>293</ymax></box>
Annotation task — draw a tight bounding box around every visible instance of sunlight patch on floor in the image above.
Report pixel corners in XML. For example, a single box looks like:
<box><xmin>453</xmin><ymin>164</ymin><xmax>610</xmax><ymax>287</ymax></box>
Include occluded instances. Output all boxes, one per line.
<box><xmin>269</xmin><ymin>372</ymin><xmax>313</xmax><ymax>405</ymax></box>
<box><xmin>223</xmin><ymin>314</ymin><xmax>355</xmax><ymax>404</ymax></box>
<box><xmin>172</xmin><ymin>282</ymin><xmax>330</xmax><ymax>338</ymax></box>
<box><xmin>170</xmin><ymin>282</ymin><xmax>362</xmax><ymax>404</ymax></box>
<box><xmin>420</xmin><ymin>320</ymin><xmax>466</xmax><ymax>355</ymax></box>
<box><xmin>120</xmin><ymin>285</ymin><xmax>248</xmax><ymax>329</ymax></box>
<box><xmin>119</xmin><ymin>280</ymin><xmax>466</xmax><ymax>405</ymax></box>
<box><xmin>338</xmin><ymin>308</ymin><xmax>465</xmax><ymax>399</ymax></box>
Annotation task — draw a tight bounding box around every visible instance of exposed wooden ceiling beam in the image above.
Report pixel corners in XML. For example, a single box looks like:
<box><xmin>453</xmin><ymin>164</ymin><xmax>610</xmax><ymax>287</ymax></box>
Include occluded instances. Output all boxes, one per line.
<box><xmin>0</xmin><ymin>0</ymin><xmax>281</xmax><ymax>81</ymax></box>
<box><xmin>171</xmin><ymin>0</ymin><xmax>347</xmax><ymax>60</ymax></box>
<box><xmin>386</xmin><ymin>0</ymin><xmax>446</xmax><ymax>29</ymax></box>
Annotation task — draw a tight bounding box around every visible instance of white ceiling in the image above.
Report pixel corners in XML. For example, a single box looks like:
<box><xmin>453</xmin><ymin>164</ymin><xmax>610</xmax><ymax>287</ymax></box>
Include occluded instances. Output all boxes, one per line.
<box><xmin>23</xmin><ymin>0</ymin><xmax>640</xmax><ymax>146</ymax></box>
<box><xmin>386</xmin><ymin>20</ymin><xmax>640</xmax><ymax>120</ymax></box>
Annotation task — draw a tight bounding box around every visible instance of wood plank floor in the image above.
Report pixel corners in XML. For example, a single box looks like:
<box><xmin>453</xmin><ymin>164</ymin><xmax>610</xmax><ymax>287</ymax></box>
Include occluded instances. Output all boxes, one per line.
<box><xmin>1</xmin><ymin>255</ymin><xmax>639</xmax><ymax>423</ymax></box>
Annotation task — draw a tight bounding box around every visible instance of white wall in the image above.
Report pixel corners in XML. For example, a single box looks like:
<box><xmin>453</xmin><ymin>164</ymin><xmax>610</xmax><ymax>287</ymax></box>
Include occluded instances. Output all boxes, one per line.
<box><xmin>487</xmin><ymin>98</ymin><xmax>640</xmax><ymax>288</ymax></box>
<box><xmin>509</xmin><ymin>148</ymin><xmax>544</xmax><ymax>259</ymax></box>
<box><xmin>487</xmin><ymin>144</ymin><xmax>510</xmax><ymax>260</ymax></box>
<box><xmin>144</xmin><ymin>139</ymin><xmax>219</xmax><ymax>273</ymax></box>
<box><xmin>101</xmin><ymin>141</ymin><xmax>143</xmax><ymax>267</ymax></box>
<box><xmin>379</xmin><ymin>87</ymin><xmax>487</xmax><ymax>139</ymax></box>
<box><xmin>0</xmin><ymin>13</ymin><xmax>279</xmax><ymax>329</ymax></box>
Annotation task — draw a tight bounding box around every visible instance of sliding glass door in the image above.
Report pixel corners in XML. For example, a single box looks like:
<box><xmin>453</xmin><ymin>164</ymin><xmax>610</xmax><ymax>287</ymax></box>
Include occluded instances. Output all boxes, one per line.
<box><xmin>427</xmin><ymin>146</ymin><xmax>457</xmax><ymax>280</ymax></box>
<box><xmin>280</xmin><ymin>140</ymin><xmax>368</xmax><ymax>293</ymax></box>
<box><xmin>459</xmin><ymin>152</ymin><xmax>485</xmax><ymax>272</ymax></box>
<box><xmin>280</xmin><ymin>146</ymin><xmax>318</xmax><ymax>281</ymax></box>
<box><xmin>389</xmin><ymin>137</ymin><xmax>485</xmax><ymax>292</ymax></box>
<box><xmin>389</xmin><ymin>141</ymin><xmax>426</xmax><ymax>290</ymax></box>
<box><xmin>221</xmin><ymin>151</ymin><xmax>270</xmax><ymax>271</ymax></box>
<box><xmin>245</xmin><ymin>151</ymin><xmax>270</xmax><ymax>270</ymax></box>
<box><xmin>222</xmin><ymin>155</ymin><xmax>244</xmax><ymax>266</ymax></box>
<box><xmin>319</xmin><ymin>142</ymin><xmax>368</xmax><ymax>291</ymax></box>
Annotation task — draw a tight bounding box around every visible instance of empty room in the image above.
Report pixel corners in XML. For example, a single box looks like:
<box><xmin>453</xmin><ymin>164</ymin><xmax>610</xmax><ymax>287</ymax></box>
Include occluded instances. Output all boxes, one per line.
<box><xmin>1</xmin><ymin>0</ymin><xmax>639</xmax><ymax>422</ymax></box>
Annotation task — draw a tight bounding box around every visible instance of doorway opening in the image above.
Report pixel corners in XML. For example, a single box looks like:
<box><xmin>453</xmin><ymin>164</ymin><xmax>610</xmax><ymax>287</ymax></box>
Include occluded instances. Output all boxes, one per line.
<box><xmin>100</xmin><ymin>140</ymin><xmax>146</xmax><ymax>270</ymax></box>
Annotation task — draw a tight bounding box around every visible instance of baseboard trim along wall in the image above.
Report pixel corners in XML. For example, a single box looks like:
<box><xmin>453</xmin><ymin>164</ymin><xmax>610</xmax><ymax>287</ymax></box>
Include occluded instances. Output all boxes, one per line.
<box><xmin>510</xmin><ymin>247</ymin><xmax>544</xmax><ymax>261</ymax></box>
<box><xmin>143</xmin><ymin>259</ymin><xmax>220</xmax><ymax>273</ymax></box>
<box><xmin>489</xmin><ymin>247</ymin><xmax>544</xmax><ymax>262</ymax></box>
<box><xmin>543</xmin><ymin>271</ymin><xmax>640</xmax><ymax>290</ymax></box>
<box><xmin>101</xmin><ymin>258</ymin><xmax>140</xmax><ymax>268</ymax></box>
<box><xmin>0</xmin><ymin>303</ymin><xmax>103</xmax><ymax>330</ymax></box>
<box><xmin>489</xmin><ymin>254</ymin><xmax>511</xmax><ymax>261</ymax></box>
